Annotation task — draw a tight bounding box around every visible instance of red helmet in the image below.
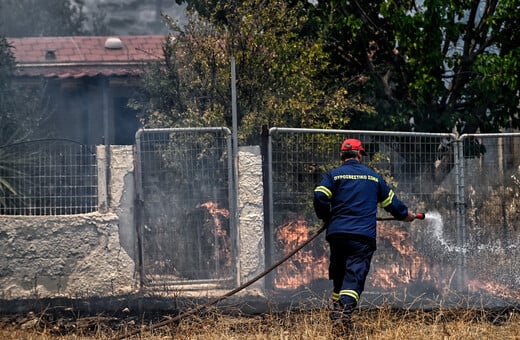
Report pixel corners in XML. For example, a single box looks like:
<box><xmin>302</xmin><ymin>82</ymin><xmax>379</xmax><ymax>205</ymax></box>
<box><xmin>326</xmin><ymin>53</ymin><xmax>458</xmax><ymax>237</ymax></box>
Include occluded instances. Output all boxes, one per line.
<box><xmin>341</xmin><ymin>138</ymin><xmax>367</xmax><ymax>156</ymax></box>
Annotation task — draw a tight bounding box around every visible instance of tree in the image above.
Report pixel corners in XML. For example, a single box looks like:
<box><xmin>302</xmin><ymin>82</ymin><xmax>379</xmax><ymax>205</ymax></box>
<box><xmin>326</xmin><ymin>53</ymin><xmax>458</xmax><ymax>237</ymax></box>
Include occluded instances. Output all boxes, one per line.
<box><xmin>134</xmin><ymin>0</ymin><xmax>373</xmax><ymax>144</ymax></box>
<box><xmin>0</xmin><ymin>36</ymin><xmax>48</xmax><ymax>145</ymax></box>
<box><xmin>0</xmin><ymin>35</ymin><xmax>51</xmax><ymax>206</ymax></box>
<box><xmin>309</xmin><ymin>0</ymin><xmax>520</xmax><ymax>133</ymax></box>
<box><xmin>0</xmin><ymin>36</ymin><xmax>17</xmax><ymax>202</ymax></box>
<box><xmin>129</xmin><ymin>16</ymin><xmax>229</xmax><ymax>130</ymax></box>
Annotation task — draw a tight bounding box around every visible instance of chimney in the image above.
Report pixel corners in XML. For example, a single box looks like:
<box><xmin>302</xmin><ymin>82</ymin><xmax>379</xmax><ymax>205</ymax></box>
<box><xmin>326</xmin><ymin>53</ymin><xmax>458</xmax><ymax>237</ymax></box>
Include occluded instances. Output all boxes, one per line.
<box><xmin>45</xmin><ymin>50</ymin><xmax>56</xmax><ymax>60</ymax></box>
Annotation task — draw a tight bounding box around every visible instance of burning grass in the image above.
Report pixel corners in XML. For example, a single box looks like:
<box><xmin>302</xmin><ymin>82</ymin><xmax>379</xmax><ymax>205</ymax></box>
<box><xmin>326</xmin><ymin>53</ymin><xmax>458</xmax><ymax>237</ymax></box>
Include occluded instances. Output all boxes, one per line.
<box><xmin>1</xmin><ymin>304</ymin><xmax>518</xmax><ymax>339</ymax></box>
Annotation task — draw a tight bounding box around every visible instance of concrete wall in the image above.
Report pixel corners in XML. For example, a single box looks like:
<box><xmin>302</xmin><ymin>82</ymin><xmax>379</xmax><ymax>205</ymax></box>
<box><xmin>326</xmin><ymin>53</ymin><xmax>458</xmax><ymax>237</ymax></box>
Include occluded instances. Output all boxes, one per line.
<box><xmin>237</xmin><ymin>146</ymin><xmax>265</xmax><ymax>287</ymax></box>
<box><xmin>0</xmin><ymin>213</ymin><xmax>136</xmax><ymax>299</ymax></box>
<box><xmin>0</xmin><ymin>145</ymin><xmax>265</xmax><ymax>301</ymax></box>
<box><xmin>0</xmin><ymin>146</ymin><xmax>137</xmax><ymax>299</ymax></box>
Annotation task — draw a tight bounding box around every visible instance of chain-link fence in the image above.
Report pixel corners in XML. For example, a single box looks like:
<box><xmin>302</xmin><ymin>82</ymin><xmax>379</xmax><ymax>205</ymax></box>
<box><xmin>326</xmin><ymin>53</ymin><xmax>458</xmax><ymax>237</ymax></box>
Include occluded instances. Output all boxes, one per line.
<box><xmin>0</xmin><ymin>139</ymin><xmax>98</xmax><ymax>215</ymax></box>
<box><xmin>2</xmin><ymin>127</ymin><xmax>518</xmax><ymax>306</ymax></box>
<box><xmin>265</xmin><ymin>128</ymin><xmax>520</xmax><ymax>306</ymax></box>
<box><xmin>135</xmin><ymin>128</ymin><xmax>236</xmax><ymax>290</ymax></box>
<box><xmin>457</xmin><ymin>133</ymin><xmax>520</xmax><ymax>303</ymax></box>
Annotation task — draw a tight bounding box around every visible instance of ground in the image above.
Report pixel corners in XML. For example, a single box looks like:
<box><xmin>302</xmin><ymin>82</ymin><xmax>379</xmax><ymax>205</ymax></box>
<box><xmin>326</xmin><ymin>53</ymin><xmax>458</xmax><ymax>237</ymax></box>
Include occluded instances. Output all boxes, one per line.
<box><xmin>1</xmin><ymin>306</ymin><xmax>519</xmax><ymax>339</ymax></box>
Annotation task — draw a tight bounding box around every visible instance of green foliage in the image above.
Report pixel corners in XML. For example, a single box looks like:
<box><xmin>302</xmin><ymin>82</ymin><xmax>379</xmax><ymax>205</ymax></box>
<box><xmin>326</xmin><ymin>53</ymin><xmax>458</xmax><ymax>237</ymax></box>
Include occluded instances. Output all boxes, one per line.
<box><xmin>0</xmin><ymin>37</ymin><xmax>15</xmax><ymax>90</ymax></box>
<box><xmin>368</xmin><ymin>151</ymin><xmax>399</xmax><ymax>189</ymax></box>
<box><xmin>0</xmin><ymin>36</ymin><xmax>48</xmax><ymax>144</ymax></box>
<box><xmin>140</xmin><ymin>0</ymin><xmax>519</xmax><ymax>134</ymax></box>
<box><xmin>0</xmin><ymin>36</ymin><xmax>50</xmax><ymax>206</ymax></box>
<box><xmin>310</xmin><ymin>0</ymin><xmax>520</xmax><ymax>133</ymax></box>
<box><xmin>129</xmin><ymin>17</ymin><xmax>228</xmax><ymax>129</ymax></box>
<box><xmin>0</xmin><ymin>37</ymin><xmax>17</xmax><ymax>202</ymax></box>
<box><xmin>136</xmin><ymin>1</ymin><xmax>373</xmax><ymax>144</ymax></box>
<box><xmin>230</xmin><ymin>1</ymin><xmax>362</xmax><ymax>142</ymax></box>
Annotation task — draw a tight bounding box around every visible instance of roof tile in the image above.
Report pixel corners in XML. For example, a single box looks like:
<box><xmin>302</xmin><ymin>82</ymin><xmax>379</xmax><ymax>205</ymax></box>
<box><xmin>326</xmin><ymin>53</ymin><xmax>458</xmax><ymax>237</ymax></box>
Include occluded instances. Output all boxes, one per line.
<box><xmin>8</xmin><ymin>35</ymin><xmax>165</xmax><ymax>78</ymax></box>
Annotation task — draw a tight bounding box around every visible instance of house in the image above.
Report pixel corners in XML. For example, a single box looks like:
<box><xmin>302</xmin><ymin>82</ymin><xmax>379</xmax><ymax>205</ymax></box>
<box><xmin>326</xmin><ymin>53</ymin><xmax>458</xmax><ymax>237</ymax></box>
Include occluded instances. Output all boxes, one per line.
<box><xmin>9</xmin><ymin>35</ymin><xmax>165</xmax><ymax>145</ymax></box>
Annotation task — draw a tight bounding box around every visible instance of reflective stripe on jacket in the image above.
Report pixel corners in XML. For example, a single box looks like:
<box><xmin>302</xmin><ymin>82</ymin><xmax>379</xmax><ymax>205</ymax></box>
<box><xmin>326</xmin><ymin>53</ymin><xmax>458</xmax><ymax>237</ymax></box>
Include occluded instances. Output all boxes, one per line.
<box><xmin>313</xmin><ymin>159</ymin><xmax>409</xmax><ymax>241</ymax></box>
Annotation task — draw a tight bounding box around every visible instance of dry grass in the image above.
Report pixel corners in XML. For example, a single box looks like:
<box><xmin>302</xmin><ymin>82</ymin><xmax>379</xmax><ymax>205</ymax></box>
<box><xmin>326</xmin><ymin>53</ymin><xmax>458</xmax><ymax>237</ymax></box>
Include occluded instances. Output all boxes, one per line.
<box><xmin>1</xmin><ymin>305</ymin><xmax>519</xmax><ymax>339</ymax></box>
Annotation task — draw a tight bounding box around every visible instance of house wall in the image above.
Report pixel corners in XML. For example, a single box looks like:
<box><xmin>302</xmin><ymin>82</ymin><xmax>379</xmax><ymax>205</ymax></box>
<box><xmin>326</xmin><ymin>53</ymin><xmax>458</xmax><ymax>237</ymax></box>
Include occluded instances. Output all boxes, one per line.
<box><xmin>40</xmin><ymin>77</ymin><xmax>140</xmax><ymax>146</ymax></box>
<box><xmin>40</xmin><ymin>78</ymin><xmax>105</xmax><ymax>145</ymax></box>
<box><xmin>0</xmin><ymin>146</ymin><xmax>265</xmax><ymax>300</ymax></box>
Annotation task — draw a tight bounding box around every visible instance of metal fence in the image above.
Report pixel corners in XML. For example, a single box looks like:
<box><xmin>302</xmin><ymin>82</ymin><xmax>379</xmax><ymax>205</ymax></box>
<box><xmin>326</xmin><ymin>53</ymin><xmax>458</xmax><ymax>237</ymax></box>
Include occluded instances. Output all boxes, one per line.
<box><xmin>135</xmin><ymin>128</ymin><xmax>237</xmax><ymax>290</ymax></box>
<box><xmin>266</xmin><ymin>128</ymin><xmax>520</xmax><ymax>306</ymax></box>
<box><xmin>0</xmin><ymin>139</ymin><xmax>98</xmax><ymax>215</ymax></box>
<box><xmin>2</xmin><ymin>127</ymin><xmax>518</xmax><ymax>306</ymax></box>
<box><xmin>457</xmin><ymin>133</ymin><xmax>520</xmax><ymax>302</ymax></box>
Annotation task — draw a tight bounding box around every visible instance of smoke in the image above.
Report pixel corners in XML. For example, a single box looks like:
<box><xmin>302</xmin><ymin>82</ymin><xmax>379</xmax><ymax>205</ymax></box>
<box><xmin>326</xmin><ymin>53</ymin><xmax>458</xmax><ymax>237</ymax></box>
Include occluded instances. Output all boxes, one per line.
<box><xmin>82</xmin><ymin>1</ymin><xmax>187</xmax><ymax>36</ymax></box>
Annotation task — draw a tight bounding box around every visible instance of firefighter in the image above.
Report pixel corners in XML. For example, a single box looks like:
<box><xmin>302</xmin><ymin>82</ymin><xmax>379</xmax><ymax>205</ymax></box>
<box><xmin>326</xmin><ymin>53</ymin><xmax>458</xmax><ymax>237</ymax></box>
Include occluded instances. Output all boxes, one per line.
<box><xmin>313</xmin><ymin>138</ymin><xmax>417</xmax><ymax>334</ymax></box>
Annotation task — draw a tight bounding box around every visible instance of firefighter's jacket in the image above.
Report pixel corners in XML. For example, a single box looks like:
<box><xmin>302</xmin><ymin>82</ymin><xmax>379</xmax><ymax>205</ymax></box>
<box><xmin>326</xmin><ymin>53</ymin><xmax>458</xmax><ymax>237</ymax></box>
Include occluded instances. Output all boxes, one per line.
<box><xmin>314</xmin><ymin>159</ymin><xmax>409</xmax><ymax>245</ymax></box>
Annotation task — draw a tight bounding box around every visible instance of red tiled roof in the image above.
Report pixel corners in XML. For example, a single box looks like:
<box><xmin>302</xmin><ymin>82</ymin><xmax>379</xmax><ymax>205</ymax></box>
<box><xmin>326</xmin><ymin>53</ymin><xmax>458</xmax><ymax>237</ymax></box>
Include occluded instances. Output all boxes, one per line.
<box><xmin>8</xmin><ymin>35</ymin><xmax>166</xmax><ymax>78</ymax></box>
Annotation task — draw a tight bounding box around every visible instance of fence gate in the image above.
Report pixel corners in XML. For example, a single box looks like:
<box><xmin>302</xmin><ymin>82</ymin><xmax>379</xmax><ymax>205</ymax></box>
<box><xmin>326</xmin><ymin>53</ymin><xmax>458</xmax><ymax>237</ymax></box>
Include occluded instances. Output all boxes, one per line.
<box><xmin>135</xmin><ymin>128</ymin><xmax>236</xmax><ymax>291</ymax></box>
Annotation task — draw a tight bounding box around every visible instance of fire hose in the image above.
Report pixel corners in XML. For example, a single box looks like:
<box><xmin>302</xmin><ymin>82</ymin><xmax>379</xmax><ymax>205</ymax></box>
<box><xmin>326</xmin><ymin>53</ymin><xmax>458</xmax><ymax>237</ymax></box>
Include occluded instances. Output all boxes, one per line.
<box><xmin>115</xmin><ymin>212</ymin><xmax>425</xmax><ymax>339</ymax></box>
<box><xmin>378</xmin><ymin>213</ymin><xmax>425</xmax><ymax>221</ymax></box>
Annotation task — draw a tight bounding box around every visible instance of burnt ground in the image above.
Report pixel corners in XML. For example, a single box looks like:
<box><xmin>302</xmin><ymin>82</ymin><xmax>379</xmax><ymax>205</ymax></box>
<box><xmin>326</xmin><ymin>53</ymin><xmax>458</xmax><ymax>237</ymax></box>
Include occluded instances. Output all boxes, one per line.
<box><xmin>0</xmin><ymin>295</ymin><xmax>191</xmax><ymax>337</ymax></box>
<box><xmin>1</xmin><ymin>294</ymin><xmax>519</xmax><ymax>338</ymax></box>
<box><xmin>1</xmin><ymin>303</ymin><xmax>519</xmax><ymax>338</ymax></box>
<box><xmin>0</xmin><ymin>294</ymin><xmax>274</xmax><ymax>337</ymax></box>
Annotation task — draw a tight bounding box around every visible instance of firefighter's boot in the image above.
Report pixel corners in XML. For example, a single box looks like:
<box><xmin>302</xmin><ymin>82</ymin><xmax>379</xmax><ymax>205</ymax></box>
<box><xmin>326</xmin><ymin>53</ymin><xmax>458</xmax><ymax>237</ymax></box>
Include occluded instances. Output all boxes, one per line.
<box><xmin>330</xmin><ymin>300</ymin><xmax>355</xmax><ymax>337</ymax></box>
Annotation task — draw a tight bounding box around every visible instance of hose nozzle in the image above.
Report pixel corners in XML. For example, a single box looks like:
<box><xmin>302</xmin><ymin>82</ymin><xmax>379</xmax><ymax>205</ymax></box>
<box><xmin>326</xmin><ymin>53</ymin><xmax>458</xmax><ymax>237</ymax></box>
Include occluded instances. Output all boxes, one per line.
<box><xmin>415</xmin><ymin>213</ymin><xmax>426</xmax><ymax>220</ymax></box>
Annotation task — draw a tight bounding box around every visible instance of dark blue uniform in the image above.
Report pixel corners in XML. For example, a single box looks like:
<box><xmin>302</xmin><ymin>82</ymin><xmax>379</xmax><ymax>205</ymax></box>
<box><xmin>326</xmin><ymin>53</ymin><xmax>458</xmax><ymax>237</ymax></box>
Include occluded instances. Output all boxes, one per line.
<box><xmin>313</xmin><ymin>158</ymin><xmax>410</xmax><ymax>324</ymax></box>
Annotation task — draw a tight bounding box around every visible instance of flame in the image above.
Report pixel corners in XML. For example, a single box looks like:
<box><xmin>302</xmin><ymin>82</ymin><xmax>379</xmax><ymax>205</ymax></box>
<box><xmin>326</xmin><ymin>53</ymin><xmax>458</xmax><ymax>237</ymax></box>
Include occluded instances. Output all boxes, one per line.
<box><xmin>467</xmin><ymin>279</ymin><xmax>520</xmax><ymax>301</ymax></box>
<box><xmin>197</xmin><ymin>201</ymin><xmax>230</xmax><ymax>223</ymax></box>
<box><xmin>196</xmin><ymin>201</ymin><xmax>231</xmax><ymax>269</ymax></box>
<box><xmin>274</xmin><ymin>217</ymin><xmax>328</xmax><ymax>289</ymax></box>
<box><xmin>370</xmin><ymin>224</ymin><xmax>441</xmax><ymax>289</ymax></box>
<box><xmin>272</xmin><ymin>218</ymin><xmax>520</xmax><ymax>303</ymax></box>
<box><xmin>273</xmin><ymin>218</ymin><xmax>441</xmax><ymax>291</ymax></box>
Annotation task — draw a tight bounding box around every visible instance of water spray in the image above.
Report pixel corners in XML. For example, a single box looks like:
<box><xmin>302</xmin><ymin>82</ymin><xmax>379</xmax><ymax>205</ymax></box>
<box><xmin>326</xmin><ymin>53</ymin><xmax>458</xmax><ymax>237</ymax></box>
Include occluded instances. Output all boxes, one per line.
<box><xmin>426</xmin><ymin>211</ymin><xmax>468</xmax><ymax>254</ymax></box>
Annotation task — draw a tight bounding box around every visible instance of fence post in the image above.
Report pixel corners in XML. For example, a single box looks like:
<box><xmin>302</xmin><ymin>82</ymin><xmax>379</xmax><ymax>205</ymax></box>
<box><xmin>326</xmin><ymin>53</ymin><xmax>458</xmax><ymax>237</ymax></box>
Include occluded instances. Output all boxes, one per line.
<box><xmin>260</xmin><ymin>125</ymin><xmax>274</xmax><ymax>291</ymax></box>
<box><xmin>97</xmin><ymin>145</ymin><xmax>108</xmax><ymax>212</ymax></box>
<box><xmin>454</xmin><ymin>137</ymin><xmax>467</xmax><ymax>291</ymax></box>
<box><xmin>134</xmin><ymin>130</ymin><xmax>145</xmax><ymax>290</ymax></box>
